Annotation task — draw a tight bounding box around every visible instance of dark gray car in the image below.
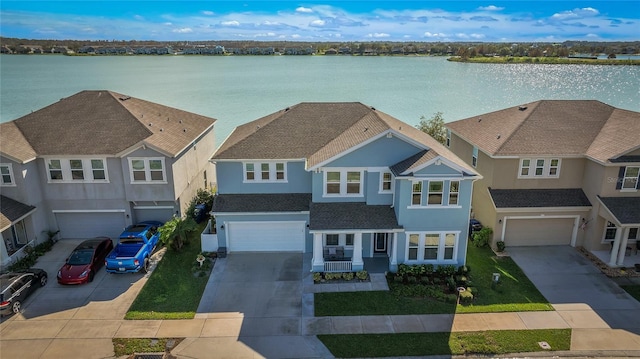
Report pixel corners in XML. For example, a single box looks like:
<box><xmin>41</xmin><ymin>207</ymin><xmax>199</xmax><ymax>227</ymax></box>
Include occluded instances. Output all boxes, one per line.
<box><xmin>0</xmin><ymin>268</ymin><xmax>48</xmax><ymax>316</ymax></box>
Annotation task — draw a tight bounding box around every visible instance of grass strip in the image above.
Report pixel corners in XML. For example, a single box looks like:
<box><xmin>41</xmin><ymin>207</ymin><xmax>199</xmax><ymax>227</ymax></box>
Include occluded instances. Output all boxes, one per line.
<box><xmin>125</xmin><ymin>223</ymin><xmax>209</xmax><ymax>320</ymax></box>
<box><xmin>318</xmin><ymin>329</ymin><xmax>571</xmax><ymax>358</ymax></box>
<box><xmin>113</xmin><ymin>338</ymin><xmax>184</xmax><ymax>357</ymax></box>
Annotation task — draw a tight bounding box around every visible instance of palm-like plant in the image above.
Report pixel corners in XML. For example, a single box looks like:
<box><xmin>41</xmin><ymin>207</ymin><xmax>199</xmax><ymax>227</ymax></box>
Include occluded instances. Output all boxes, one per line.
<box><xmin>159</xmin><ymin>215</ymin><xmax>198</xmax><ymax>251</ymax></box>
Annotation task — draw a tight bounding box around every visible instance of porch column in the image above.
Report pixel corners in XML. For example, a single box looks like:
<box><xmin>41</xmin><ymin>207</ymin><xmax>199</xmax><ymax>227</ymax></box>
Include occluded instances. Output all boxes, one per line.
<box><xmin>390</xmin><ymin>232</ymin><xmax>398</xmax><ymax>266</ymax></box>
<box><xmin>352</xmin><ymin>232</ymin><xmax>364</xmax><ymax>270</ymax></box>
<box><xmin>312</xmin><ymin>233</ymin><xmax>324</xmax><ymax>269</ymax></box>
<box><xmin>608</xmin><ymin>225</ymin><xmax>623</xmax><ymax>267</ymax></box>
<box><xmin>616</xmin><ymin>227</ymin><xmax>631</xmax><ymax>266</ymax></box>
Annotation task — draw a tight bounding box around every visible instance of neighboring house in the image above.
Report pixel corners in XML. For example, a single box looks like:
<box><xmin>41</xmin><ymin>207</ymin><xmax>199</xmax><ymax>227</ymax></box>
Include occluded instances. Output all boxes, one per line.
<box><xmin>446</xmin><ymin>100</ymin><xmax>640</xmax><ymax>267</ymax></box>
<box><xmin>0</xmin><ymin>90</ymin><xmax>216</xmax><ymax>268</ymax></box>
<box><xmin>211</xmin><ymin>103</ymin><xmax>479</xmax><ymax>272</ymax></box>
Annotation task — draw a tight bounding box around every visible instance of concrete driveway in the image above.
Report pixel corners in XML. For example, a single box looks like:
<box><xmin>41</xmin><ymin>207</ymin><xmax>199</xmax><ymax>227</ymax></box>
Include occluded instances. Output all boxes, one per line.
<box><xmin>182</xmin><ymin>252</ymin><xmax>331</xmax><ymax>359</ymax></box>
<box><xmin>508</xmin><ymin>246</ymin><xmax>640</xmax><ymax>333</ymax></box>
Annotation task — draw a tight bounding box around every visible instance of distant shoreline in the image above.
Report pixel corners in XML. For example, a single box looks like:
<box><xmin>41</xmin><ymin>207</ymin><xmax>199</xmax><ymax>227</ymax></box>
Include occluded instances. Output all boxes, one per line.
<box><xmin>447</xmin><ymin>56</ymin><xmax>640</xmax><ymax>65</ymax></box>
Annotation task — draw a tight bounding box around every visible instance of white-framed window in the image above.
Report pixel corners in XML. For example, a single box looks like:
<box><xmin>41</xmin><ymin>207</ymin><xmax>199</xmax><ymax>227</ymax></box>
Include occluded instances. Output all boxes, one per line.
<box><xmin>519</xmin><ymin>158</ymin><xmax>561</xmax><ymax>179</ymax></box>
<box><xmin>46</xmin><ymin>158</ymin><xmax>109</xmax><ymax>182</ymax></box>
<box><xmin>324</xmin><ymin>233</ymin><xmax>355</xmax><ymax>248</ymax></box>
<box><xmin>243</xmin><ymin>162</ymin><xmax>287</xmax><ymax>182</ymax></box>
<box><xmin>603</xmin><ymin>221</ymin><xmax>617</xmax><ymax>241</ymax></box>
<box><xmin>446</xmin><ymin>129</ymin><xmax>451</xmax><ymax>147</ymax></box>
<box><xmin>629</xmin><ymin>228</ymin><xmax>638</xmax><ymax>241</ymax></box>
<box><xmin>472</xmin><ymin>147</ymin><xmax>478</xmax><ymax>167</ymax></box>
<box><xmin>449</xmin><ymin>181</ymin><xmax>459</xmax><ymax>205</ymax></box>
<box><xmin>0</xmin><ymin>163</ymin><xmax>16</xmax><ymax>186</ymax></box>
<box><xmin>405</xmin><ymin>231</ymin><xmax>460</xmax><ymax>262</ymax></box>
<box><xmin>428</xmin><ymin>181</ymin><xmax>444</xmax><ymax>205</ymax></box>
<box><xmin>622</xmin><ymin>166</ymin><xmax>639</xmax><ymax>190</ymax></box>
<box><xmin>129</xmin><ymin>157</ymin><xmax>166</xmax><ymax>183</ymax></box>
<box><xmin>379</xmin><ymin>171</ymin><xmax>393</xmax><ymax>193</ymax></box>
<box><xmin>411</xmin><ymin>181</ymin><xmax>422</xmax><ymax>206</ymax></box>
<box><xmin>323</xmin><ymin>169</ymin><xmax>364</xmax><ymax>197</ymax></box>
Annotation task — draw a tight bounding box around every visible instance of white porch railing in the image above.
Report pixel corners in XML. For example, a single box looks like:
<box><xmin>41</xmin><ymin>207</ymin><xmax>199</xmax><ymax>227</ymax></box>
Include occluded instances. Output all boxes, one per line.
<box><xmin>324</xmin><ymin>260</ymin><xmax>352</xmax><ymax>272</ymax></box>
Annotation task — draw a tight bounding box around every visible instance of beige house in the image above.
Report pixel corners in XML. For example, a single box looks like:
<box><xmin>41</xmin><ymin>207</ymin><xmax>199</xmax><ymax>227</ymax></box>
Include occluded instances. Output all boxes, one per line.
<box><xmin>446</xmin><ymin>100</ymin><xmax>640</xmax><ymax>268</ymax></box>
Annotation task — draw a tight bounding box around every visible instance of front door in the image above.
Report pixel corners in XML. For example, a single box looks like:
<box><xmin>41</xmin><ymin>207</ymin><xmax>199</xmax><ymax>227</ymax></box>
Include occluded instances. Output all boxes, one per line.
<box><xmin>374</xmin><ymin>233</ymin><xmax>388</xmax><ymax>254</ymax></box>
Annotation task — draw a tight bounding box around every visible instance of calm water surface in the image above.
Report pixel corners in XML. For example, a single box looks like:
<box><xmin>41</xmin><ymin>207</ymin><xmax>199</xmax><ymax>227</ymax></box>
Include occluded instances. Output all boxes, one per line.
<box><xmin>1</xmin><ymin>55</ymin><xmax>638</xmax><ymax>143</ymax></box>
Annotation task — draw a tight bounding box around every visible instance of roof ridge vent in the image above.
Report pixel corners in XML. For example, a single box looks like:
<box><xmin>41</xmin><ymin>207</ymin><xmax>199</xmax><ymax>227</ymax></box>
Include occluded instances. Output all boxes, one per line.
<box><xmin>284</xmin><ymin>107</ymin><xmax>290</xmax><ymax>112</ymax></box>
<box><xmin>119</xmin><ymin>96</ymin><xmax>131</xmax><ymax>101</ymax></box>
<box><xmin>148</xmin><ymin>123</ymin><xmax>152</xmax><ymax>126</ymax></box>
<box><xmin>518</xmin><ymin>106</ymin><xmax>528</xmax><ymax>111</ymax></box>
<box><xmin>478</xmin><ymin>117</ymin><xmax>482</xmax><ymax>122</ymax></box>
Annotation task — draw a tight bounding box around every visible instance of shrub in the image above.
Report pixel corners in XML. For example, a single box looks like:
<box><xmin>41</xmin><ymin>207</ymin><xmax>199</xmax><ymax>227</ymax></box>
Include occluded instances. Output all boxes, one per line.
<box><xmin>496</xmin><ymin>240</ymin><xmax>506</xmax><ymax>252</ymax></box>
<box><xmin>459</xmin><ymin>289</ymin><xmax>474</xmax><ymax>304</ymax></box>
<box><xmin>158</xmin><ymin>215</ymin><xmax>198</xmax><ymax>251</ymax></box>
<box><xmin>446</xmin><ymin>276</ymin><xmax>457</xmax><ymax>292</ymax></box>
<box><xmin>342</xmin><ymin>272</ymin><xmax>355</xmax><ymax>281</ymax></box>
<box><xmin>420</xmin><ymin>276</ymin><xmax>431</xmax><ymax>284</ymax></box>
<box><xmin>356</xmin><ymin>270</ymin><xmax>368</xmax><ymax>280</ymax></box>
<box><xmin>457</xmin><ymin>265</ymin><xmax>470</xmax><ymax>275</ymax></box>
<box><xmin>397</xmin><ymin>264</ymin><xmax>411</xmax><ymax>276</ymax></box>
<box><xmin>185</xmin><ymin>188</ymin><xmax>214</xmax><ymax>220</ymax></box>
<box><xmin>313</xmin><ymin>272</ymin><xmax>322</xmax><ymax>282</ymax></box>
<box><xmin>472</xmin><ymin>227</ymin><xmax>493</xmax><ymax>247</ymax></box>
<box><xmin>407</xmin><ymin>276</ymin><xmax>418</xmax><ymax>284</ymax></box>
<box><xmin>325</xmin><ymin>272</ymin><xmax>341</xmax><ymax>280</ymax></box>
<box><xmin>394</xmin><ymin>275</ymin><xmax>404</xmax><ymax>283</ymax></box>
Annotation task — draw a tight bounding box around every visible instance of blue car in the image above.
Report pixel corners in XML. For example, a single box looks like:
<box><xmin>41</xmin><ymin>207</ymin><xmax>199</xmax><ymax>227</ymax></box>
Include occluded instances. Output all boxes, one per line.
<box><xmin>105</xmin><ymin>221</ymin><xmax>163</xmax><ymax>274</ymax></box>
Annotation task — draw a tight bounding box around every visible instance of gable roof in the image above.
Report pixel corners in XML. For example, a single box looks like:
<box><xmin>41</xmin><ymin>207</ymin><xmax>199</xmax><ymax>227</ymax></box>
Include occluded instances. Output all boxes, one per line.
<box><xmin>0</xmin><ymin>195</ymin><xmax>36</xmax><ymax>231</ymax></box>
<box><xmin>213</xmin><ymin>102</ymin><xmax>477</xmax><ymax>174</ymax></box>
<box><xmin>446</xmin><ymin>100</ymin><xmax>640</xmax><ymax>163</ymax></box>
<box><xmin>598</xmin><ymin>196</ymin><xmax>640</xmax><ymax>225</ymax></box>
<box><xmin>2</xmin><ymin>90</ymin><xmax>216</xmax><ymax>159</ymax></box>
<box><xmin>0</xmin><ymin>122</ymin><xmax>37</xmax><ymax>163</ymax></box>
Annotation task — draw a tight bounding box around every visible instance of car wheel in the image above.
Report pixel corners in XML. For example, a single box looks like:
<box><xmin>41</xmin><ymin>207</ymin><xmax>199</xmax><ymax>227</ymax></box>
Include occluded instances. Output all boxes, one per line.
<box><xmin>39</xmin><ymin>274</ymin><xmax>48</xmax><ymax>287</ymax></box>
<box><xmin>142</xmin><ymin>258</ymin><xmax>150</xmax><ymax>273</ymax></box>
<box><xmin>11</xmin><ymin>300</ymin><xmax>21</xmax><ymax>314</ymax></box>
<box><xmin>89</xmin><ymin>271</ymin><xmax>95</xmax><ymax>282</ymax></box>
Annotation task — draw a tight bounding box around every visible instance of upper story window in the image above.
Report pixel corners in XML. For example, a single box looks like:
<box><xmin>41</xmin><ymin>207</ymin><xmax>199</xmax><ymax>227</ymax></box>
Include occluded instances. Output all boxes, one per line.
<box><xmin>0</xmin><ymin>164</ymin><xmax>15</xmax><ymax>186</ymax></box>
<box><xmin>449</xmin><ymin>181</ymin><xmax>459</xmax><ymax>205</ymax></box>
<box><xmin>46</xmin><ymin>158</ymin><xmax>109</xmax><ymax>183</ymax></box>
<box><xmin>412</xmin><ymin>181</ymin><xmax>422</xmax><ymax>205</ymax></box>
<box><xmin>406</xmin><ymin>232</ymin><xmax>459</xmax><ymax>262</ymax></box>
<box><xmin>323</xmin><ymin>169</ymin><xmax>363</xmax><ymax>197</ymax></box>
<box><xmin>446</xmin><ymin>129</ymin><xmax>451</xmax><ymax>147</ymax></box>
<box><xmin>519</xmin><ymin>158</ymin><xmax>561</xmax><ymax>179</ymax></box>
<box><xmin>244</xmin><ymin>162</ymin><xmax>287</xmax><ymax>182</ymax></box>
<box><xmin>472</xmin><ymin>147</ymin><xmax>478</xmax><ymax>167</ymax></box>
<box><xmin>427</xmin><ymin>181</ymin><xmax>444</xmax><ymax>205</ymax></box>
<box><xmin>410</xmin><ymin>180</ymin><xmax>461</xmax><ymax>208</ymax></box>
<box><xmin>379</xmin><ymin>172</ymin><xmax>393</xmax><ymax>193</ymax></box>
<box><xmin>129</xmin><ymin>158</ymin><xmax>165</xmax><ymax>183</ymax></box>
<box><xmin>622</xmin><ymin>166</ymin><xmax>639</xmax><ymax>190</ymax></box>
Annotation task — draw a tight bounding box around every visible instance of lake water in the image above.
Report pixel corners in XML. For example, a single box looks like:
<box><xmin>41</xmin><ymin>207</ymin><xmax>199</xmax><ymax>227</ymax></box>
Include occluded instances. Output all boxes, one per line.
<box><xmin>1</xmin><ymin>55</ymin><xmax>638</xmax><ymax>143</ymax></box>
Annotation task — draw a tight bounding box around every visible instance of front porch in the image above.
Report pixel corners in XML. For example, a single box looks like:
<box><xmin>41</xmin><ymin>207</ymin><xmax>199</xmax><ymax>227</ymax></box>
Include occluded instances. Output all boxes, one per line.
<box><xmin>592</xmin><ymin>245</ymin><xmax>640</xmax><ymax>269</ymax></box>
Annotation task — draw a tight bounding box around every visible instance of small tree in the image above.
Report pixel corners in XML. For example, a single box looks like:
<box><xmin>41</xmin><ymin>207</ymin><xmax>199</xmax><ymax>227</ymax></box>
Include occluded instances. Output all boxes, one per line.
<box><xmin>472</xmin><ymin>227</ymin><xmax>493</xmax><ymax>248</ymax></box>
<box><xmin>416</xmin><ymin>112</ymin><xmax>447</xmax><ymax>145</ymax></box>
<box><xmin>159</xmin><ymin>215</ymin><xmax>198</xmax><ymax>251</ymax></box>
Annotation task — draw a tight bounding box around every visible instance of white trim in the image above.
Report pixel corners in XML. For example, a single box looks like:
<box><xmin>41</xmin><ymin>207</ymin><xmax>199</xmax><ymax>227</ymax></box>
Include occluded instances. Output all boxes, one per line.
<box><xmin>173</xmin><ymin>124</ymin><xmax>215</xmax><ymax>158</ymax></box>
<box><xmin>212</xmin><ymin>211</ymin><xmax>310</xmax><ymax>216</ymax></box>
<box><xmin>214</xmin><ymin>158</ymin><xmax>305</xmax><ymax>163</ymax></box>
<box><xmin>52</xmin><ymin>209</ymin><xmax>126</xmax><ymax>213</ymax></box>
<box><xmin>0</xmin><ymin>207</ymin><xmax>38</xmax><ymax>232</ymax></box>
<box><xmin>404</xmin><ymin>231</ymin><xmax>461</xmax><ymax>263</ymax></box>
<box><xmin>407</xmin><ymin>206</ymin><xmax>463</xmax><ymax>210</ymax></box>
<box><xmin>378</xmin><ymin>171</ymin><xmax>394</xmax><ymax>194</ymax></box>
<box><xmin>322</xmin><ymin>168</ymin><xmax>364</xmax><ymax>197</ymax></box>
<box><xmin>0</xmin><ymin>163</ymin><xmax>16</xmax><ymax>186</ymax></box>
<box><xmin>495</xmin><ymin>206</ymin><xmax>592</xmax><ymax>213</ymax></box>
<box><xmin>621</xmin><ymin>166</ymin><xmax>640</xmax><ymax>190</ymax></box>
<box><xmin>132</xmin><ymin>206</ymin><xmax>175</xmax><ymax>210</ymax></box>
<box><xmin>427</xmin><ymin>180</ymin><xmax>444</xmax><ymax>206</ymax></box>
<box><xmin>518</xmin><ymin>158</ymin><xmax>561</xmax><ymax>179</ymax></box>
<box><xmin>128</xmin><ymin>157</ymin><xmax>167</xmax><ymax>184</ymax></box>
<box><xmin>309</xmin><ymin>229</ymin><xmax>404</xmax><ymax>234</ymax></box>
<box><xmin>44</xmin><ymin>157</ymin><xmax>110</xmax><ymax>183</ymax></box>
<box><xmin>500</xmin><ymin>215</ymin><xmax>580</xmax><ymax>247</ymax></box>
<box><xmin>400</xmin><ymin>155</ymin><xmax>478</xmax><ymax>177</ymax></box>
<box><xmin>243</xmin><ymin>161</ymin><xmax>288</xmax><ymax>183</ymax></box>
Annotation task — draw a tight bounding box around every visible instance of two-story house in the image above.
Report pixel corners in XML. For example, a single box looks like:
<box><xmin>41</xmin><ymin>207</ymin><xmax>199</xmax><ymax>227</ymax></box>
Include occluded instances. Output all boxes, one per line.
<box><xmin>211</xmin><ymin>102</ymin><xmax>479</xmax><ymax>272</ymax></box>
<box><xmin>0</xmin><ymin>90</ymin><xmax>216</xmax><ymax>267</ymax></box>
<box><xmin>446</xmin><ymin>100</ymin><xmax>640</xmax><ymax>268</ymax></box>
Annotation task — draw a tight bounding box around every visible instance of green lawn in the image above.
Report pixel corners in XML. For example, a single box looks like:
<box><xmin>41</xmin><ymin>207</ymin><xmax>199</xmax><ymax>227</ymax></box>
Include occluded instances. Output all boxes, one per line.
<box><xmin>621</xmin><ymin>285</ymin><xmax>640</xmax><ymax>302</ymax></box>
<box><xmin>318</xmin><ymin>329</ymin><xmax>571</xmax><ymax>357</ymax></box>
<box><xmin>125</xmin><ymin>222</ymin><xmax>209</xmax><ymax>320</ymax></box>
<box><xmin>315</xmin><ymin>244</ymin><xmax>552</xmax><ymax>316</ymax></box>
<box><xmin>113</xmin><ymin>338</ymin><xmax>184</xmax><ymax>356</ymax></box>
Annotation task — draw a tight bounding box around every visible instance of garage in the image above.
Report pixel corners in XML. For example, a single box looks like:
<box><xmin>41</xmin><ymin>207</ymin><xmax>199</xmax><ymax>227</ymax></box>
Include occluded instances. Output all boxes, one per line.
<box><xmin>54</xmin><ymin>211</ymin><xmax>126</xmax><ymax>239</ymax></box>
<box><xmin>133</xmin><ymin>206</ymin><xmax>175</xmax><ymax>223</ymax></box>
<box><xmin>503</xmin><ymin>217</ymin><xmax>576</xmax><ymax>246</ymax></box>
<box><xmin>227</xmin><ymin>221</ymin><xmax>305</xmax><ymax>252</ymax></box>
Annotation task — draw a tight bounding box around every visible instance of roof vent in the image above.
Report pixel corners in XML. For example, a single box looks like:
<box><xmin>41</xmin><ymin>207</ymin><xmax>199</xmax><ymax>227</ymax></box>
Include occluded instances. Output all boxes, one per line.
<box><xmin>179</xmin><ymin>120</ymin><xmax>183</xmax><ymax>123</ymax></box>
<box><xmin>148</xmin><ymin>123</ymin><xmax>152</xmax><ymax>126</ymax></box>
<box><xmin>364</xmin><ymin>127</ymin><xmax>368</xmax><ymax>132</ymax></box>
<box><xmin>183</xmin><ymin>128</ymin><xmax>187</xmax><ymax>132</ymax></box>
<box><xmin>370</xmin><ymin>106</ymin><xmax>376</xmax><ymax>110</ymax></box>
<box><xmin>160</xmin><ymin>128</ymin><xmax>164</xmax><ymax>132</ymax></box>
<box><xmin>478</xmin><ymin>118</ymin><xmax>482</xmax><ymax>122</ymax></box>
<box><xmin>256</xmin><ymin>125</ymin><xmax>260</xmax><ymax>130</ymax></box>
<box><xmin>497</xmin><ymin>134</ymin><xmax>501</xmax><ymax>139</ymax></box>
<box><xmin>518</xmin><ymin>106</ymin><xmax>528</xmax><ymax>111</ymax></box>
<box><xmin>119</xmin><ymin>96</ymin><xmax>131</xmax><ymax>101</ymax></box>
<box><xmin>284</xmin><ymin>107</ymin><xmax>290</xmax><ymax>112</ymax></box>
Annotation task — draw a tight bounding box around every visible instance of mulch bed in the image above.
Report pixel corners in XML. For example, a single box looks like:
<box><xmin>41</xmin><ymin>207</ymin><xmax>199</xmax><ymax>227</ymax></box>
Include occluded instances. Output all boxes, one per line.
<box><xmin>576</xmin><ymin>246</ymin><xmax>640</xmax><ymax>278</ymax></box>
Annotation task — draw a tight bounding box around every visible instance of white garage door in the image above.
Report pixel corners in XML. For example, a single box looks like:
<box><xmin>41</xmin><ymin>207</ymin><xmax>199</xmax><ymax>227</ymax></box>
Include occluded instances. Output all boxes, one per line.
<box><xmin>134</xmin><ymin>207</ymin><xmax>175</xmax><ymax>223</ymax></box>
<box><xmin>55</xmin><ymin>211</ymin><xmax>126</xmax><ymax>239</ymax></box>
<box><xmin>504</xmin><ymin>217</ymin><xmax>575</xmax><ymax>246</ymax></box>
<box><xmin>227</xmin><ymin>221</ymin><xmax>305</xmax><ymax>252</ymax></box>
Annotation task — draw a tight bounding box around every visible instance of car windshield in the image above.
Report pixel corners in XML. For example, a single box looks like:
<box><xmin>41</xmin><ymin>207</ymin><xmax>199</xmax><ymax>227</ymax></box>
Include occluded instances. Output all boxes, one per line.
<box><xmin>67</xmin><ymin>249</ymin><xmax>93</xmax><ymax>265</ymax></box>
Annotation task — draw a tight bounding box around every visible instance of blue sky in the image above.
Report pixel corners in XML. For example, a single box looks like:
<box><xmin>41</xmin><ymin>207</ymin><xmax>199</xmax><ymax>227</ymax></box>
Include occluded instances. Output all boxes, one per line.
<box><xmin>1</xmin><ymin>1</ymin><xmax>638</xmax><ymax>42</ymax></box>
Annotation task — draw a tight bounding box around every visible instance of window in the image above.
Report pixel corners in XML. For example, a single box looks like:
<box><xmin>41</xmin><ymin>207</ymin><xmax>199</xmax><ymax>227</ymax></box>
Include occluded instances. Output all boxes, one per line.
<box><xmin>380</xmin><ymin>172</ymin><xmax>393</xmax><ymax>193</ymax></box>
<box><xmin>345</xmin><ymin>234</ymin><xmax>354</xmax><ymax>246</ymax></box>
<box><xmin>0</xmin><ymin>164</ymin><xmax>15</xmax><ymax>186</ymax></box>
<box><xmin>244</xmin><ymin>162</ymin><xmax>286</xmax><ymax>182</ymax></box>
<box><xmin>449</xmin><ymin>181</ymin><xmax>459</xmax><ymax>205</ymax></box>
<box><xmin>325</xmin><ymin>234</ymin><xmax>339</xmax><ymax>246</ymax></box>
<box><xmin>519</xmin><ymin>158</ymin><xmax>561</xmax><ymax>179</ymax></box>
<box><xmin>472</xmin><ymin>147</ymin><xmax>478</xmax><ymax>167</ymax></box>
<box><xmin>408</xmin><ymin>234</ymin><xmax>419</xmax><ymax>260</ymax></box>
<box><xmin>520</xmin><ymin>159</ymin><xmax>530</xmax><ymax>176</ymax></box>
<box><xmin>323</xmin><ymin>169</ymin><xmax>363</xmax><ymax>196</ymax></box>
<box><xmin>412</xmin><ymin>181</ymin><xmax>422</xmax><ymax>206</ymax></box>
<box><xmin>204</xmin><ymin>170</ymin><xmax>208</xmax><ymax>188</ymax></box>
<box><xmin>424</xmin><ymin>234</ymin><xmax>439</xmax><ymax>260</ymax></box>
<box><xmin>623</xmin><ymin>166</ymin><xmax>639</xmax><ymax>190</ymax></box>
<box><xmin>604</xmin><ymin>221</ymin><xmax>617</xmax><ymax>241</ymax></box>
<box><xmin>629</xmin><ymin>228</ymin><xmax>638</xmax><ymax>240</ymax></box>
<box><xmin>406</xmin><ymin>232</ymin><xmax>459</xmax><ymax>262</ymax></box>
<box><xmin>428</xmin><ymin>181</ymin><xmax>443</xmax><ymax>205</ymax></box>
<box><xmin>129</xmin><ymin>158</ymin><xmax>166</xmax><ymax>183</ymax></box>
<box><xmin>446</xmin><ymin>129</ymin><xmax>451</xmax><ymax>147</ymax></box>
<box><xmin>47</xmin><ymin>158</ymin><xmax>108</xmax><ymax>182</ymax></box>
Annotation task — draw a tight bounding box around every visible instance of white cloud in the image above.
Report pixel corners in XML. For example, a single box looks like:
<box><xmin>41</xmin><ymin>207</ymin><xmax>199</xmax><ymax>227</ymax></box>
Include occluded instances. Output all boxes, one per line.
<box><xmin>309</xmin><ymin>19</ymin><xmax>326</xmax><ymax>27</ymax></box>
<box><xmin>586</xmin><ymin>33</ymin><xmax>599</xmax><ymax>38</ymax></box>
<box><xmin>368</xmin><ymin>32</ymin><xmax>390</xmax><ymax>38</ymax></box>
<box><xmin>220</xmin><ymin>20</ymin><xmax>240</xmax><ymax>27</ymax></box>
<box><xmin>296</xmin><ymin>7</ymin><xmax>313</xmax><ymax>13</ymax></box>
<box><xmin>254</xmin><ymin>32</ymin><xmax>276</xmax><ymax>37</ymax></box>
<box><xmin>456</xmin><ymin>33</ymin><xmax>469</xmax><ymax>39</ymax></box>
<box><xmin>470</xmin><ymin>33</ymin><xmax>485</xmax><ymax>39</ymax></box>
<box><xmin>477</xmin><ymin>5</ymin><xmax>504</xmax><ymax>11</ymax></box>
<box><xmin>163</xmin><ymin>22</ymin><xmax>172</xmax><ymax>26</ymax></box>
<box><xmin>201</xmin><ymin>11</ymin><xmax>214</xmax><ymax>16</ymax></box>
<box><xmin>552</xmin><ymin>7</ymin><xmax>600</xmax><ymax>20</ymax></box>
<box><xmin>173</xmin><ymin>28</ymin><xmax>193</xmax><ymax>33</ymax></box>
<box><xmin>424</xmin><ymin>31</ymin><xmax>446</xmax><ymax>38</ymax></box>
<box><xmin>291</xmin><ymin>34</ymin><xmax>301</xmax><ymax>38</ymax></box>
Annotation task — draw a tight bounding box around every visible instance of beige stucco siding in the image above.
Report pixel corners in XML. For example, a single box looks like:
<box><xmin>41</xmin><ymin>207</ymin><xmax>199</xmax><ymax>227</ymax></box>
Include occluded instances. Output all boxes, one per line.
<box><xmin>491</xmin><ymin>158</ymin><xmax>586</xmax><ymax>189</ymax></box>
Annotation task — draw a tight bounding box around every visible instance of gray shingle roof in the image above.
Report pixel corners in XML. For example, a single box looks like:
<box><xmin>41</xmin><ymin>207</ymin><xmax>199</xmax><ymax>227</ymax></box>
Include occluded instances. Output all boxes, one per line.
<box><xmin>489</xmin><ymin>188</ymin><xmax>592</xmax><ymax>208</ymax></box>
<box><xmin>598</xmin><ymin>196</ymin><xmax>640</xmax><ymax>225</ymax></box>
<box><xmin>446</xmin><ymin>100</ymin><xmax>640</xmax><ymax>163</ymax></box>
<box><xmin>212</xmin><ymin>193</ymin><xmax>311</xmax><ymax>213</ymax></box>
<box><xmin>1</xmin><ymin>195</ymin><xmax>36</xmax><ymax>231</ymax></box>
<box><xmin>390</xmin><ymin>150</ymin><xmax>438</xmax><ymax>176</ymax></box>
<box><xmin>4</xmin><ymin>90</ymin><xmax>216</xmax><ymax>158</ymax></box>
<box><xmin>309</xmin><ymin>202</ymin><xmax>402</xmax><ymax>230</ymax></box>
<box><xmin>213</xmin><ymin>102</ymin><xmax>477</xmax><ymax>175</ymax></box>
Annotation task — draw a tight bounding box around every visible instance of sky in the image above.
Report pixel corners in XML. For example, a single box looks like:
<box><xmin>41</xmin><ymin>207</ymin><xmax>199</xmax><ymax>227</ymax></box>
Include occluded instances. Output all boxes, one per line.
<box><xmin>0</xmin><ymin>1</ymin><xmax>638</xmax><ymax>42</ymax></box>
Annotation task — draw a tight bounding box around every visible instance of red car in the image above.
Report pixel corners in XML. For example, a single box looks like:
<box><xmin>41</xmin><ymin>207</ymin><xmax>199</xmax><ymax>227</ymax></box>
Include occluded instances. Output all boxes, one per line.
<box><xmin>57</xmin><ymin>237</ymin><xmax>113</xmax><ymax>284</ymax></box>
